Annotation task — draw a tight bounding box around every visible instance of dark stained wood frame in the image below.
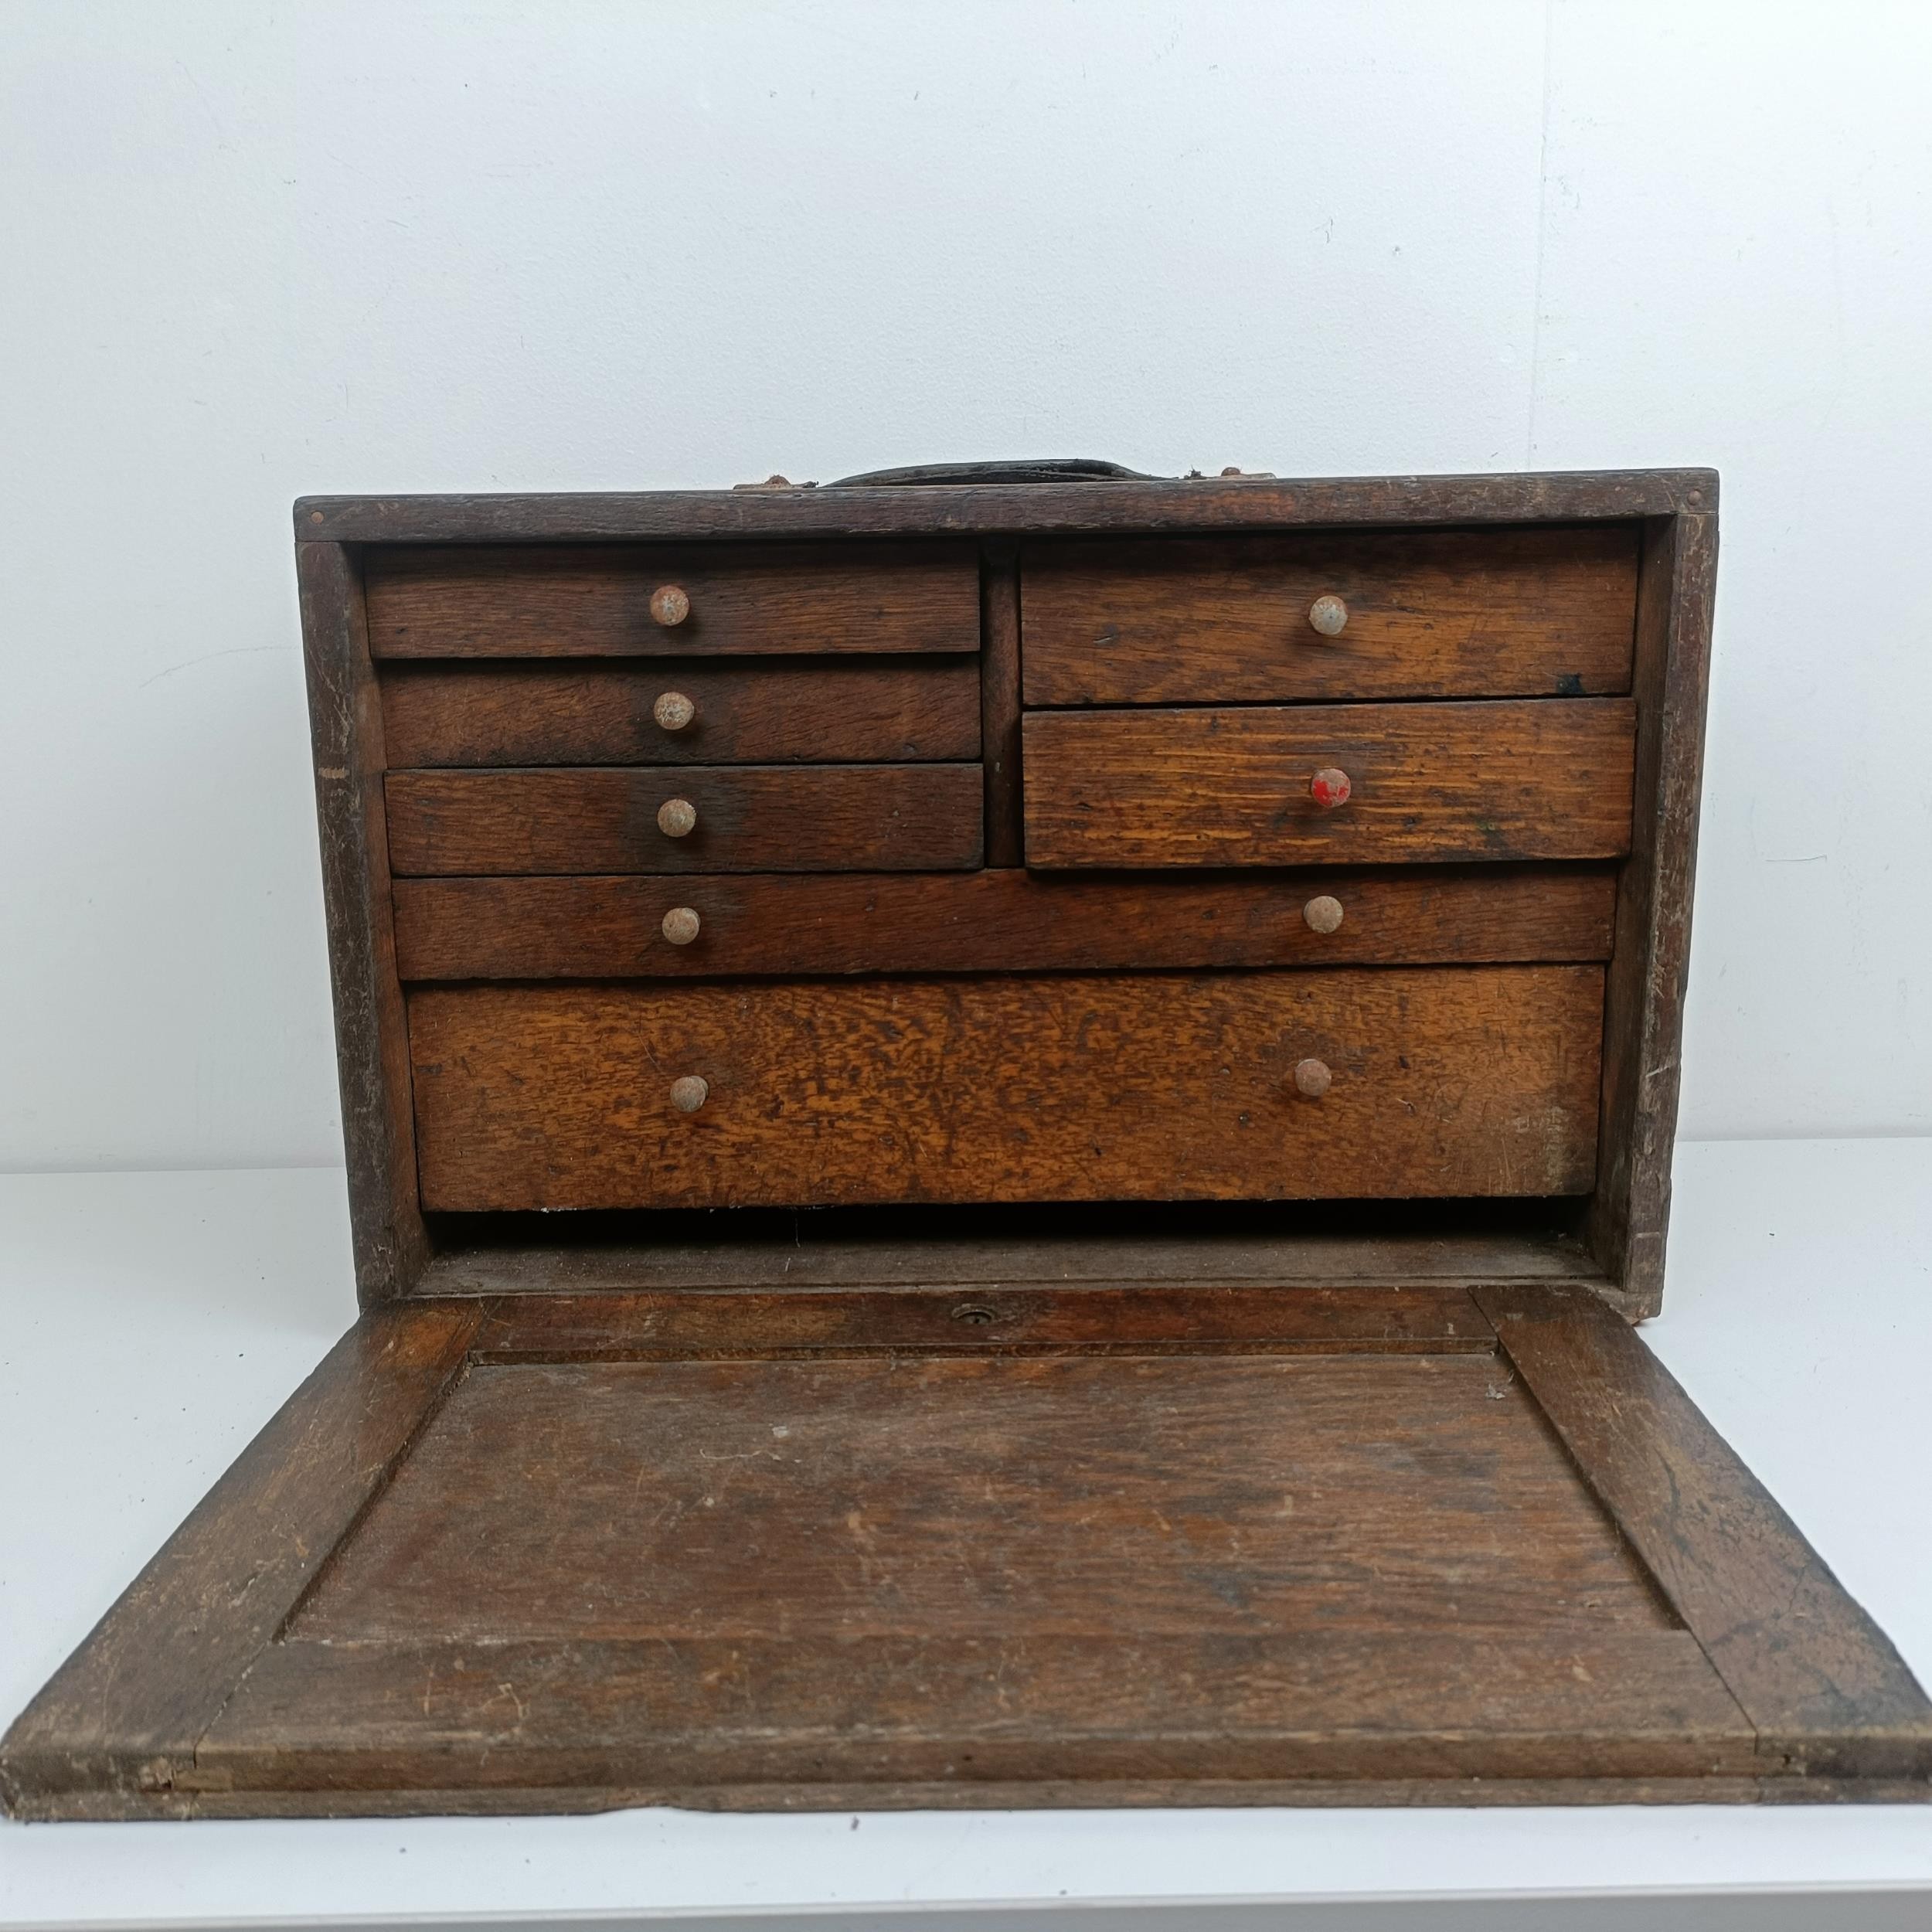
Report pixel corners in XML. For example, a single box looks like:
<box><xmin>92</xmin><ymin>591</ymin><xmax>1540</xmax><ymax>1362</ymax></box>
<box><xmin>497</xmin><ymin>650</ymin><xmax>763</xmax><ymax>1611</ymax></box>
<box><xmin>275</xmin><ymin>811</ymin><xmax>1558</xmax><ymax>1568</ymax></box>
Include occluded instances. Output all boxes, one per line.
<box><xmin>22</xmin><ymin>468</ymin><xmax>1909</xmax><ymax>1826</ymax></box>
<box><xmin>296</xmin><ymin>470</ymin><xmax>1713</xmax><ymax>1314</ymax></box>
<box><xmin>5</xmin><ymin>1285</ymin><xmax>1925</xmax><ymax>1817</ymax></box>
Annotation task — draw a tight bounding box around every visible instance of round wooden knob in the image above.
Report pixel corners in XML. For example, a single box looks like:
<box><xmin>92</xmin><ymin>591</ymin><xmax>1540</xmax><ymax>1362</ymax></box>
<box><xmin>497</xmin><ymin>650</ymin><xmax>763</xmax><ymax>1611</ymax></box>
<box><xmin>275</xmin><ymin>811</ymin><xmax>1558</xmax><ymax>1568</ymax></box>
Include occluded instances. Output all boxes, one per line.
<box><xmin>1302</xmin><ymin>894</ymin><xmax>1344</xmax><ymax>934</ymax></box>
<box><xmin>1308</xmin><ymin>594</ymin><xmax>1349</xmax><ymax>637</ymax></box>
<box><xmin>649</xmin><ymin>584</ymin><xmax>690</xmax><ymax>627</ymax></box>
<box><xmin>668</xmin><ymin>1074</ymin><xmax>709</xmax><ymax>1113</ymax></box>
<box><xmin>652</xmin><ymin>690</ymin><xmax>696</xmax><ymax>732</ymax></box>
<box><xmin>661</xmin><ymin>906</ymin><xmax>701</xmax><ymax>946</ymax></box>
<box><xmin>1293</xmin><ymin>1058</ymin><xmax>1332</xmax><ymax>1098</ymax></box>
<box><xmin>1309</xmin><ymin>767</ymin><xmax>1352</xmax><ymax>810</ymax></box>
<box><xmin>657</xmin><ymin>797</ymin><xmax>697</xmax><ymax>838</ymax></box>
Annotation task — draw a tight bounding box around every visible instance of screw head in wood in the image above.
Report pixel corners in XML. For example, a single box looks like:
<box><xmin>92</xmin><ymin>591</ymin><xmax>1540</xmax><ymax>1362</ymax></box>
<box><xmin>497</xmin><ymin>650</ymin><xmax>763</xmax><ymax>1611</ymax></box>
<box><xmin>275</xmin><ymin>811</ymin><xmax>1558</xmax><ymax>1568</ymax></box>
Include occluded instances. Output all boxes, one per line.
<box><xmin>1302</xmin><ymin>894</ymin><xmax>1344</xmax><ymax>934</ymax></box>
<box><xmin>661</xmin><ymin>906</ymin><xmax>701</xmax><ymax>946</ymax></box>
<box><xmin>1309</xmin><ymin>767</ymin><xmax>1352</xmax><ymax>810</ymax></box>
<box><xmin>657</xmin><ymin>797</ymin><xmax>698</xmax><ymax>838</ymax></box>
<box><xmin>668</xmin><ymin>1074</ymin><xmax>709</xmax><ymax>1113</ymax></box>
<box><xmin>649</xmin><ymin>583</ymin><xmax>691</xmax><ymax>627</ymax></box>
<box><xmin>1293</xmin><ymin>1057</ymin><xmax>1332</xmax><ymax>1098</ymax></box>
<box><xmin>652</xmin><ymin>690</ymin><xmax>696</xmax><ymax>732</ymax></box>
<box><xmin>1308</xmin><ymin>594</ymin><xmax>1349</xmax><ymax>637</ymax></box>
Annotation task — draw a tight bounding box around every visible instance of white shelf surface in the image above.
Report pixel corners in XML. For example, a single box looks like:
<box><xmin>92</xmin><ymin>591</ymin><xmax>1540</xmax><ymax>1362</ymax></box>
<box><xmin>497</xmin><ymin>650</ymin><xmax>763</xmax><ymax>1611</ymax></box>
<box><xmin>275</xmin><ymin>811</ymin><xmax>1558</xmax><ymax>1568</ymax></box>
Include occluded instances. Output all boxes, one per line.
<box><xmin>2</xmin><ymin>1141</ymin><xmax>1929</xmax><ymax>1927</ymax></box>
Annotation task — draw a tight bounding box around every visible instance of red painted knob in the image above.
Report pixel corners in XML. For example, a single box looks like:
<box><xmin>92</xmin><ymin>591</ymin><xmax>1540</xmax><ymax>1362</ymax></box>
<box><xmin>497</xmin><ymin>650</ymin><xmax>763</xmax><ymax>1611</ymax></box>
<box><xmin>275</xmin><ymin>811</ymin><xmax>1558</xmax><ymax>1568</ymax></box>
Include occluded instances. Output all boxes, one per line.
<box><xmin>1309</xmin><ymin>767</ymin><xmax>1352</xmax><ymax>810</ymax></box>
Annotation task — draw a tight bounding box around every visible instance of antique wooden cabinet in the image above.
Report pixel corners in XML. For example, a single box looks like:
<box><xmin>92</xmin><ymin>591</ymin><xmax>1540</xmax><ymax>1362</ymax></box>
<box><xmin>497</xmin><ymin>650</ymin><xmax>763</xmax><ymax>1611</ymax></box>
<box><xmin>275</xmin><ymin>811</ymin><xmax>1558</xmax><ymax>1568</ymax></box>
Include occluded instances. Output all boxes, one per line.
<box><xmin>6</xmin><ymin>463</ymin><xmax>1929</xmax><ymax>1818</ymax></box>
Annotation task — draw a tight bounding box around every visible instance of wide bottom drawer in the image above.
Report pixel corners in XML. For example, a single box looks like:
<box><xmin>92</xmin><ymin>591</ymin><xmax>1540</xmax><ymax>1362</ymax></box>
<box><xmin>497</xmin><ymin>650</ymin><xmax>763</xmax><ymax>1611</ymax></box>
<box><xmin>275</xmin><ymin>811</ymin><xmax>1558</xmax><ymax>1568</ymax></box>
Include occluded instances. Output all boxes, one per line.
<box><xmin>408</xmin><ymin>966</ymin><xmax>1604</xmax><ymax>1211</ymax></box>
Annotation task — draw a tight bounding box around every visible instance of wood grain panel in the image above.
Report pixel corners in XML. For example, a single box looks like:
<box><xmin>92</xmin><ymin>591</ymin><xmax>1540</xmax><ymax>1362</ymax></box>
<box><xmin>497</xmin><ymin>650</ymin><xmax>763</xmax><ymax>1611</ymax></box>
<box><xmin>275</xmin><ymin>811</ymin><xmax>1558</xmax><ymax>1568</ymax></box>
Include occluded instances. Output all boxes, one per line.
<box><xmin>295</xmin><ymin>1353</ymin><xmax>1672</xmax><ymax>1644</ymax></box>
<box><xmin>393</xmin><ymin>865</ymin><xmax>1618</xmax><ymax>980</ymax></box>
<box><xmin>464</xmin><ymin>1284</ymin><xmax>1496</xmax><ymax>1359</ymax></box>
<box><xmin>385</xmin><ymin>764</ymin><xmax>983</xmax><ymax>876</ymax></box>
<box><xmin>194</xmin><ymin>1629</ymin><xmax>1752</xmax><ymax>1801</ymax></box>
<box><xmin>1023</xmin><ymin>699</ymin><xmax>1636</xmax><ymax>869</ymax></box>
<box><xmin>297</xmin><ymin>468</ymin><xmax>1716</xmax><ymax>546</ymax></box>
<box><xmin>0</xmin><ymin>1304</ymin><xmax>479</xmax><ymax>1815</ymax></box>
<box><xmin>379</xmin><ymin>658</ymin><xmax>981</xmax><ymax>767</ymax></box>
<box><xmin>364</xmin><ymin>543</ymin><xmax>978</xmax><ymax>658</ymax></box>
<box><xmin>1024</xmin><ymin>526</ymin><xmax>1639</xmax><ymax>706</ymax></box>
<box><xmin>1482</xmin><ymin>1284</ymin><xmax>1932</xmax><ymax>1781</ymax></box>
<box><xmin>406</xmin><ymin>966</ymin><xmax>1604</xmax><ymax>1210</ymax></box>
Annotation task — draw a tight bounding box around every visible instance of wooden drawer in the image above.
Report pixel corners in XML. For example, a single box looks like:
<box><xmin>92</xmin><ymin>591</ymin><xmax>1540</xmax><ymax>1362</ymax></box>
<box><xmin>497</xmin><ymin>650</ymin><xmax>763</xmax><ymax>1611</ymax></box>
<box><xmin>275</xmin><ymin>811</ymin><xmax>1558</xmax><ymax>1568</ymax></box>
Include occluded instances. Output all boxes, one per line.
<box><xmin>385</xmin><ymin>765</ymin><xmax>984</xmax><ymax>876</ymax></box>
<box><xmin>408</xmin><ymin>966</ymin><xmax>1605</xmax><ymax>1210</ymax></box>
<box><xmin>1024</xmin><ymin>699</ymin><xmax>1635</xmax><ymax>869</ymax></box>
<box><xmin>365</xmin><ymin>543</ymin><xmax>979</xmax><ymax>659</ymax></box>
<box><xmin>393</xmin><ymin>866</ymin><xmax>1619</xmax><ymax>981</ymax></box>
<box><xmin>1022</xmin><ymin>526</ymin><xmax>1638</xmax><ymax>706</ymax></box>
<box><xmin>379</xmin><ymin>658</ymin><xmax>981</xmax><ymax>767</ymax></box>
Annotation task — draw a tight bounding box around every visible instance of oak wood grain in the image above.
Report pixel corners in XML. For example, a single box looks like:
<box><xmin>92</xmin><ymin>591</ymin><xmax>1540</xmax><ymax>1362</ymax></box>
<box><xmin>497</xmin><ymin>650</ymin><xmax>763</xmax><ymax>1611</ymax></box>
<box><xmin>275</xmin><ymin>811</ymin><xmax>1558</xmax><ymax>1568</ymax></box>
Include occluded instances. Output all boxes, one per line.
<box><xmin>1022</xmin><ymin>526</ymin><xmax>1639</xmax><ymax>705</ymax></box>
<box><xmin>385</xmin><ymin>764</ymin><xmax>984</xmax><ymax>876</ymax></box>
<box><xmin>391</xmin><ymin>864</ymin><xmax>1618</xmax><ymax>981</ymax></box>
<box><xmin>1582</xmin><ymin>513</ymin><xmax>1718</xmax><ymax>1313</ymax></box>
<box><xmin>192</xmin><ymin>1630</ymin><xmax>1749</xmax><ymax>1800</ymax></box>
<box><xmin>379</xmin><ymin>657</ymin><xmax>981</xmax><ymax>767</ymax></box>
<box><xmin>294</xmin><ymin>1353</ymin><xmax>1673</xmax><ymax>1645</ymax></box>
<box><xmin>464</xmin><ymin>1283</ymin><xmax>1496</xmax><ymax>1359</ymax></box>
<box><xmin>297</xmin><ymin>542</ymin><xmax>428</xmax><ymax>1304</ymax></box>
<box><xmin>417</xmin><ymin>1216</ymin><xmax>1600</xmax><ymax>1298</ymax></box>
<box><xmin>981</xmin><ymin>546</ymin><xmax>1023</xmax><ymax>865</ymax></box>
<box><xmin>1023</xmin><ymin>699</ymin><xmax>1637</xmax><ymax>869</ymax></box>
<box><xmin>0</xmin><ymin>1303</ymin><xmax>479</xmax><ymax>1816</ymax></box>
<box><xmin>297</xmin><ymin>469</ymin><xmax>1717</xmax><ymax>545</ymax></box>
<box><xmin>406</xmin><ymin>966</ymin><xmax>1605</xmax><ymax>1210</ymax></box>
<box><xmin>363</xmin><ymin>542</ymin><xmax>978</xmax><ymax>658</ymax></box>
<box><xmin>1480</xmin><ymin>1283</ymin><xmax>1932</xmax><ymax>1781</ymax></box>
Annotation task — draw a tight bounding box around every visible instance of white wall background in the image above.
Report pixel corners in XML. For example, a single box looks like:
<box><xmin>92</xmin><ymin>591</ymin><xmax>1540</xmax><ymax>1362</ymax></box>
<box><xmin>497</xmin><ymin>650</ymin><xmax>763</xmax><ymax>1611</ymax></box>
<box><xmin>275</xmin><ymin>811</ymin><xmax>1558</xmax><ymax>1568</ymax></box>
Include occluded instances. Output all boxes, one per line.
<box><xmin>2</xmin><ymin>0</ymin><xmax>1928</xmax><ymax>1171</ymax></box>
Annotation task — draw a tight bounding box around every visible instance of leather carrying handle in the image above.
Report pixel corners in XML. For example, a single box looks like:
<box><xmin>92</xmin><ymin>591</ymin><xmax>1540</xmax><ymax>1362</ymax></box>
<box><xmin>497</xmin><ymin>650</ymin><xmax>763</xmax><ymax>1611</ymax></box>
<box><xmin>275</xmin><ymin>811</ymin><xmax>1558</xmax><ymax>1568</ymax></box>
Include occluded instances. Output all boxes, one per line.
<box><xmin>826</xmin><ymin>458</ymin><xmax>1158</xmax><ymax>488</ymax></box>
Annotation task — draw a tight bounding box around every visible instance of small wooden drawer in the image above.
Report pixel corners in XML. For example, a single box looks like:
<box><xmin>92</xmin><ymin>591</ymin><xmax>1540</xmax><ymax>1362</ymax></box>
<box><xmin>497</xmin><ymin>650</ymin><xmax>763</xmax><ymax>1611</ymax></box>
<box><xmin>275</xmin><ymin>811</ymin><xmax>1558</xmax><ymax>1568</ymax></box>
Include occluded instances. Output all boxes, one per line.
<box><xmin>1023</xmin><ymin>699</ymin><xmax>1635</xmax><ymax>869</ymax></box>
<box><xmin>365</xmin><ymin>543</ymin><xmax>978</xmax><ymax>659</ymax></box>
<box><xmin>379</xmin><ymin>658</ymin><xmax>981</xmax><ymax>767</ymax></box>
<box><xmin>393</xmin><ymin>866</ymin><xmax>1619</xmax><ymax>981</ymax></box>
<box><xmin>385</xmin><ymin>764</ymin><xmax>985</xmax><ymax>876</ymax></box>
<box><xmin>1022</xmin><ymin>526</ymin><xmax>1638</xmax><ymax>706</ymax></box>
<box><xmin>408</xmin><ymin>965</ymin><xmax>1604</xmax><ymax>1210</ymax></box>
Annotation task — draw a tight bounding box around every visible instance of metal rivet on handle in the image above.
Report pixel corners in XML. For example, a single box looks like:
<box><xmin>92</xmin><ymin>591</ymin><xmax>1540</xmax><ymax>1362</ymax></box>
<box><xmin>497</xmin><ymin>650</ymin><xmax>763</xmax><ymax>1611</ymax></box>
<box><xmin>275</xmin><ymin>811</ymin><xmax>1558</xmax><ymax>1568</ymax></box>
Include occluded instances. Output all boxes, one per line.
<box><xmin>657</xmin><ymin>798</ymin><xmax>697</xmax><ymax>838</ymax></box>
<box><xmin>653</xmin><ymin>690</ymin><xmax>696</xmax><ymax>732</ymax></box>
<box><xmin>669</xmin><ymin>1074</ymin><xmax>709</xmax><ymax>1113</ymax></box>
<box><xmin>650</xmin><ymin>584</ymin><xmax>690</xmax><ymax>627</ymax></box>
<box><xmin>1302</xmin><ymin>895</ymin><xmax>1344</xmax><ymax>934</ymax></box>
<box><xmin>1293</xmin><ymin>1058</ymin><xmax>1333</xmax><ymax>1098</ymax></box>
<box><xmin>661</xmin><ymin>906</ymin><xmax>701</xmax><ymax>946</ymax></box>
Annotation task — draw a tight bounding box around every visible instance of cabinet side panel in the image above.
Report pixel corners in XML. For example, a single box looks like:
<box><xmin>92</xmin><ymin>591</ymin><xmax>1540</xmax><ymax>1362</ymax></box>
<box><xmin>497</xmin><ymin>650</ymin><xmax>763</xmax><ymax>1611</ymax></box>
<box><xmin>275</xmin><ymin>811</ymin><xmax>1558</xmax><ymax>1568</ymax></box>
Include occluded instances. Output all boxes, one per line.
<box><xmin>1584</xmin><ymin>509</ymin><xmax>1717</xmax><ymax>1313</ymax></box>
<box><xmin>299</xmin><ymin>540</ymin><xmax>429</xmax><ymax>1303</ymax></box>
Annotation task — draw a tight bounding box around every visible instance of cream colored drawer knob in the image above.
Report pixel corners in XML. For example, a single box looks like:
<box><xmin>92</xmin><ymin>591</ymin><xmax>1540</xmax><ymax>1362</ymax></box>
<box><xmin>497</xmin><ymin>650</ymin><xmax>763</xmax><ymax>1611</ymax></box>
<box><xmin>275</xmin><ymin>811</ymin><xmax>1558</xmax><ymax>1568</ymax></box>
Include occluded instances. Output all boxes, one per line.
<box><xmin>649</xmin><ymin>583</ymin><xmax>691</xmax><ymax>627</ymax></box>
<box><xmin>1302</xmin><ymin>894</ymin><xmax>1344</xmax><ymax>934</ymax></box>
<box><xmin>1309</xmin><ymin>767</ymin><xmax>1352</xmax><ymax>810</ymax></box>
<box><xmin>1308</xmin><ymin>594</ymin><xmax>1349</xmax><ymax>637</ymax></box>
<box><xmin>661</xmin><ymin>906</ymin><xmax>701</xmax><ymax>946</ymax></box>
<box><xmin>653</xmin><ymin>690</ymin><xmax>696</xmax><ymax>732</ymax></box>
<box><xmin>657</xmin><ymin>797</ymin><xmax>698</xmax><ymax>838</ymax></box>
<box><xmin>1293</xmin><ymin>1057</ymin><xmax>1333</xmax><ymax>1098</ymax></box>
<box><xmin>668</xmin><ymin>1074</ymin><xmax>709</xmax><ymax>1113</ymax></box>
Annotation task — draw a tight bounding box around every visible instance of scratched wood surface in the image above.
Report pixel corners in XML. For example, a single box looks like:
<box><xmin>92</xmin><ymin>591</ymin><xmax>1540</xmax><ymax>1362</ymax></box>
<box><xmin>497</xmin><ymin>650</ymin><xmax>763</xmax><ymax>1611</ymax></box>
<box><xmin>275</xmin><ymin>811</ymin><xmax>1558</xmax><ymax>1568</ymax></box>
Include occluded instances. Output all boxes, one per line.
<box><xmin>406</xmin><ymin>966</ymin><xmax>1605</xmax><ymax>1211</ymax></box>
<box><xmin>292</xmin><ymin>1353</ymin><xmax>1673</xmax><ymax>1644</ymax></box>
<box><xmin>1022</xmin><ymin>526</ymin><xmax>1639</xmax><ymax>706</ymax></box>
<box><xmin>391</xmin><ymin>864</ymin><xmax>1617</xmax><ymax>981</ymax></box>
<box><xmin>379</xmin><ymin>658</ymin><xmax>981</xmax><ymax>767</ymax></box>
<box><xmin>364</xmin><ymin>542</ymin><xmax>979</xmax><ymax>658</ymax></box>
<box><xmin>385</xmin><ymin>764</ymin><xmax>984</xmax><ymax>876</ymax></box>
<box><xmin>1024</xmin><ymin>699</ymin><xmax>1638</xmax><ymax>869</ymax></box>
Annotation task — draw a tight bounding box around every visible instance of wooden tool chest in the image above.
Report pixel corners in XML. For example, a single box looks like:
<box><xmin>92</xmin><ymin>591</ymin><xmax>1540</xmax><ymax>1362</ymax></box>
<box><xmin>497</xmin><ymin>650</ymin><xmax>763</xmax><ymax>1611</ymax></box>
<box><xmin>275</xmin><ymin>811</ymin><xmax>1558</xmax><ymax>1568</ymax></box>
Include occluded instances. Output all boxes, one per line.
<box><xmin>5</xmin><ymin>461</ymin><xmax>1928</xmax><ymax>1817</ymax></box>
